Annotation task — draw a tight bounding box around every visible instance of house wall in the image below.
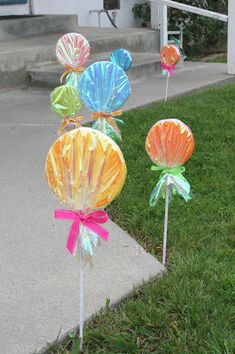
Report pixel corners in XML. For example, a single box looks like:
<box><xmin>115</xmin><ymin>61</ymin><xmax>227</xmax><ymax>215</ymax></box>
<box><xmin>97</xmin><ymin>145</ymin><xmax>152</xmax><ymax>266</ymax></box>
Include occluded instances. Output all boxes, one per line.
<box><xmin>0</xmin><ymin>0</ymin><xmax>30</xmax><ymax>15</ymax></box>
<box><xmin>32</xmin><ymin>0</ymin><xmax>144</xmax><ymax>28</ymax></box>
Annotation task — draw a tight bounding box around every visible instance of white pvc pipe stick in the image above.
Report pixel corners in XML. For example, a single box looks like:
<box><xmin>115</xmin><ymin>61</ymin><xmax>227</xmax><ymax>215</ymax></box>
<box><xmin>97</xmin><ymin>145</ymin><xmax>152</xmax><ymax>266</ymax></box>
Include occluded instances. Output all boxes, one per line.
<box><xmin>79</xmin><ymin>248</ymin><xmax>84</xmax><ymax>352</ymax></box>
<box><xmin>162</xmin><ymin>185</ymin><xmax>170</xmax><ymax>265</ymax></box>
<box><xmin>228</xmin><ymin>0</ymin><xmax>235</xmax><ymax>74</ymax></box>
<box><xmin>165</xmin><ymin>73</ymin><xmax>170</xmax><ymax>102</ymax></box>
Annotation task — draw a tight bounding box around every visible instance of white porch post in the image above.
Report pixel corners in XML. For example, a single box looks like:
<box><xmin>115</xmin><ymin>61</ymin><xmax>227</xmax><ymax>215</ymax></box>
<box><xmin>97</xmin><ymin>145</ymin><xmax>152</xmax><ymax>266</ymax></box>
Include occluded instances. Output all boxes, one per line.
<box><xmin>160</xmin><ymin>3</ymin><xmax>168</xmax><ymax>48</ymax></box>
<box><xmin>151</xmin><ymin>1</ymin><xmax>160</xmax><ymax>29</ymax></box>
<box><xmin>227</xmin><ymin>0</ymin><xmax>235</xmax><ymax>74</ymax></box>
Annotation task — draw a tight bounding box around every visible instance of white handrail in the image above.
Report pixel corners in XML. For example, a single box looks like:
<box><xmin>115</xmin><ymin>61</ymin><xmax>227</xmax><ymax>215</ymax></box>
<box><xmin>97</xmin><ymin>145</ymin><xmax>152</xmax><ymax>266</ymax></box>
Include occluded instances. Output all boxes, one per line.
<box><xmin>151</xmin><ymin>0</ymin><xmax>235</xmax><ymax>74</ymax></box>
<box><xmin>154</xmin><ymin>0</ymin><xmax>228</xmax><ymax>22</ymax></box>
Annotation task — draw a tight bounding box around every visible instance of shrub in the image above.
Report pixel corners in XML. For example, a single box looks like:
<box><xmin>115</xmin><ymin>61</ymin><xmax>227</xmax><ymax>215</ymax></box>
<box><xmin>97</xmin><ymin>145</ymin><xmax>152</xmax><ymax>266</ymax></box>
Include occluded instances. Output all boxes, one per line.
<box><xmin>132</xmin><ymin>2</ymin><xmax>151</xmax><ymax>25</ymax></box>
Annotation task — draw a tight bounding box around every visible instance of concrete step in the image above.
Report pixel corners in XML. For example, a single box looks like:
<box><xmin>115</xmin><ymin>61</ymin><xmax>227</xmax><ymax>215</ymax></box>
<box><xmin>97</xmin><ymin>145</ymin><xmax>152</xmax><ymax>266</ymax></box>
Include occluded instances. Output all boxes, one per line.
<box><xmin>77</xmin><ymin>27</ymin><xmax>160</xmax><ymax>54</ymax></box>
<box><xmin>27</xmin><ymin>52</ymin><xmax>161</xmax><ymax>88</ymax></box>
<box><xmin>0</xmin><ymin>15</ymin><xmax>78</xmax><ymax>42</ymax></box>
<box><xmin>0</xmin><ymin>34</ymin><xmax>62</xmax><ymax>88</ymax></box>
<box><xmin>0</xmin><ymin>27</ymin><xmax>160</xmax><ymax>88</ymax></box>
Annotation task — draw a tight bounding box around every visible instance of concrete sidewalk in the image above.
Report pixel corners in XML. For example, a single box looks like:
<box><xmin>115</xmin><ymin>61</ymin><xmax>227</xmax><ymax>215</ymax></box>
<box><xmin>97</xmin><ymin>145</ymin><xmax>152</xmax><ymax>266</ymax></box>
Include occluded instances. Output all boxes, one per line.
<box><xmin>0</xmin><ymin>123</ymin><xmax>165</xmax><ymax>354</ymax></box>
<box><xmin>0</xmin><ymin>61</ymin><xmax>234</xmax><ymax>354</ymax></box>
<box><xmin>0</xmin><ymin>90</ymin><xmax>164</xmax><ymax>354</ymax></box>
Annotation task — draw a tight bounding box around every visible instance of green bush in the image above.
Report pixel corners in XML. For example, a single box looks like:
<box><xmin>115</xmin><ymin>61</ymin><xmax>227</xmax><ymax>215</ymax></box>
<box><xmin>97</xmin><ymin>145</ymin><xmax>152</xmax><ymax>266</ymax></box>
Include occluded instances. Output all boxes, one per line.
<box><xmin>168</xmin><ymin>0</ymin><xmax>228</xmax><ymax>57</ymax></box>
<box><xmin>132</xmin><ymin>2</ymin><xmax>151</xmax><ymax>24</ymax></box>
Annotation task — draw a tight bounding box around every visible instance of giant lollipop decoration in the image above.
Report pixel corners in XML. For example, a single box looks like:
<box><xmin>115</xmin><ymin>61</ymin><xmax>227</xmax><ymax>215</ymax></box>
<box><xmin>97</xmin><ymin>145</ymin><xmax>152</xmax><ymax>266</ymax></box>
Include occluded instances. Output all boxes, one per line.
<box><xmin>110</xmin><ymin>48</ymin><xmax>132</xmax><ymax>72</ymax></box>
<box><xmin>50</xmin><ymin>32</ymin><xmax>90</xmax><ymax>135</ymax></box>
<box><xmin>46</xmin><ymin>127</ymin><xmax>126</xmax><ymax>351</ymax></box>
<box><xmin>146</xmin><ymin>119</ymin><xmax>194</xmax><ymax>265</ymax></box>
<box><xmin>50</xmin><ymin>84</ymin><xmax>83</xmax><ymax>135</ymax></box>
<box><xmin>78</xmin><ymin>61</ymin><xmax>131</xmax><ymax>142</ymax></box>
<box><xmin>161</xmin><ymin>44</ymin><xmax>181</xmax><ymax>102</ymax></box>
<box><xmin>56</xmin><ymin>32</ymin><xmax>90</xmax><ymax>85</ymax></box>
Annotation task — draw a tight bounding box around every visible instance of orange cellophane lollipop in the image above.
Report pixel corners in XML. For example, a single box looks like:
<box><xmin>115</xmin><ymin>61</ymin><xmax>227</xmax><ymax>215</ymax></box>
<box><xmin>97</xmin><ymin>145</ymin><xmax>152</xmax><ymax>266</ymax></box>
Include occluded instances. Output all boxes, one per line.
<box><xmin>161</xmin><ymin>44</ymin><xmax>181</xmax><ymax>66</ymax></box>
<box><xmin>46</xmin><ymin>127</ymin><xmax>126</xmax><ymax>212</ymax></box>
<box><xmin>145</xmin><ymin>119</ymin><xmax>194</xmax><ymax>168</ymax></box>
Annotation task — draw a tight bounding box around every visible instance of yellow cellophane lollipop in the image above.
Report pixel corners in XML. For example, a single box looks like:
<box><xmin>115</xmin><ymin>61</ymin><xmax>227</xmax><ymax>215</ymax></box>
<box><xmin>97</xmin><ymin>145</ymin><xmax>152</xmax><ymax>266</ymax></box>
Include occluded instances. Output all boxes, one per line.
<box><xmin>46</xmin><ymin>127</ymin><xmax>126</xmax><ymax>212</ymax></box>
<box><xmin>161</xmin><ymin>44</ymin><xmax>181</xmax><ymax>66</ymax></box>
<box><xmin>46</xmin><ymin>127</ymin><xmax>126</xmax><ymax>349</ymax></box>
<box><xmin>146</xmin><ymin>119</ymin><xmax>194</xmax><ymax>168</ymax></box>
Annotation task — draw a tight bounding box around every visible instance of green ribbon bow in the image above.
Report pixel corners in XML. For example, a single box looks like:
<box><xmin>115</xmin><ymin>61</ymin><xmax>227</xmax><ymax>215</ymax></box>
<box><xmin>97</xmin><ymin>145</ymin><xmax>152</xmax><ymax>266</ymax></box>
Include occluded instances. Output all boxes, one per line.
<box><xmin>172</xmin><ymin>36</ymin><xmax>187</xmax><ymax>59</ymax></box>
<box><xmin>150</xmin><ymin>165</ymin><xmax>191</xmax><ymax>206</ymax></box>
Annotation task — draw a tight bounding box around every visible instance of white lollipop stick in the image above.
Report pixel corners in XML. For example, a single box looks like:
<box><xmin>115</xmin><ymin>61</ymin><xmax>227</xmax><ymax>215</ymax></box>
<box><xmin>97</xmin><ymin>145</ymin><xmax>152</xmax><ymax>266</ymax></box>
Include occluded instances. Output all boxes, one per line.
<box><xmin>165</xmin><ymin>72</ymin><xmax>170</xmax><ymax>103</ymax></box>
<box><xmin>162</xmin><ymin>185</ymin><xmax>170</xmax><ymax>265</ymax></box>
<box><xmin>79</xmin><ymin>247</ymin><xmax>84</xmax><ymax>352</ymax></box>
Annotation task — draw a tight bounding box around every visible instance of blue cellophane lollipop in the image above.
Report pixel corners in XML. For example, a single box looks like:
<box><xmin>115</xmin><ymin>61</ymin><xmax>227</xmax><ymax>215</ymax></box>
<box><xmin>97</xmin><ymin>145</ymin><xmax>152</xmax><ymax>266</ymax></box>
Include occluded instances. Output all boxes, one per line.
<box><xmin>110</xmin><ymin>49</ymin><xmax>132</xmax><ymax>72</ymax></box>
<box><xmin>78</xmin><ymin>61</ymin><xmax>131</xmax><ymax>141</ymax></box>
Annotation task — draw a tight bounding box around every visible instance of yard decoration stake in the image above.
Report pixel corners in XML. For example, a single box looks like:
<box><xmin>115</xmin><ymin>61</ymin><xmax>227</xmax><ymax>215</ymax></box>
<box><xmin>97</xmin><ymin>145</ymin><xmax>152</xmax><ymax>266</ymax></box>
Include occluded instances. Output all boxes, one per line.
<box><xmin>50</xmin><ymin>84</ymin><xmax>84</xmax><ymax>135</ymax></box>
<box><xmin>146</xmin><ymin>119</ymin><xmax>194</xmax><ymax>265</ymax></box>
<box><xmin>78</xmin><ymin>61</ymin><xmax>131</xmax><ymax>142</ymax></box>
<box><xmin>56</xmin><ymin>32</ymin><xmax>90</xmax><ymax>85</ymax></box>
<box><xmin>160</xmin><ymin>45</ymin><xmax>181</xmax><ymax>102</ymax></box>
<box><xmin>45</xmin><ymin>127</ymin><xmax>127</xmax><ymax>352</ymax></box>
<box><xmin>110</xmin><ymin>48</ymin><xmax>133</xmax><ymax>72</ymax></box>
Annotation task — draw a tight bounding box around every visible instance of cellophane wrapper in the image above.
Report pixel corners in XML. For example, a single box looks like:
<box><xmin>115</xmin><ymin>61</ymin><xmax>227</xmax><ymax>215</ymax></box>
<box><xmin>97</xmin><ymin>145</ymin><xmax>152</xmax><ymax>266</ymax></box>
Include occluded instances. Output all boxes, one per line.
<box><xmin>160</xmin><ymin>44</ymin><xmax>181</xmax><ymax>66</ymax></box>
<box><xmin>46</xmin><ymin>127</ymin><xmax>127</xmax><ymax>265</ymax></box>
<box><xmin>110</xmin><ymin>48</ymin><xmax>132</xmax><ymax>72</ymax></box>
<box><xmin>50</xmin><ymin>84</ymin><xmax>82</xmax><ymax>118</ymax></box>
<box><xmin>146</xmin><ymin>119</ymin><xmax>194</xmax><ymax>168</ymax></box>
<box><xmin>92</xmin><ymin>117</ymin><xmax>124</xmax><ymax>143</ymax></box>
<box><xmin>56</xmin><ymin>32</ymin><xmax>90</xmax><ymax>69</ymax></box>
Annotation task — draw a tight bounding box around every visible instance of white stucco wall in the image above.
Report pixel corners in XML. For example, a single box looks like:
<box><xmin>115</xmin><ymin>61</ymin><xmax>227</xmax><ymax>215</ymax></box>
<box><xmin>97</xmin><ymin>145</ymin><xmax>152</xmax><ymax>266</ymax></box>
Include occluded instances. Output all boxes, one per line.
<box><xmin>32</xmin><ymin>0</ymin><xmax>144</xmax><ymax>28</ymax></box>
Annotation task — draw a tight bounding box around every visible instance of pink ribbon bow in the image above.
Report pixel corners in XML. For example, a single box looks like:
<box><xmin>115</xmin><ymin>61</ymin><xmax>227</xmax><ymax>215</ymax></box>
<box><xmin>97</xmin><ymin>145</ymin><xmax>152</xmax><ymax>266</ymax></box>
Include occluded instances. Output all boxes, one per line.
<box><xmin>55</xmin><ymin>209</ymin><xmax>109</xmax><ymax>254</ymax></box>
<box><xmin>161</xmin><ymin>63</ymin><xmax>176</xmax><ymax>76</ymax></box>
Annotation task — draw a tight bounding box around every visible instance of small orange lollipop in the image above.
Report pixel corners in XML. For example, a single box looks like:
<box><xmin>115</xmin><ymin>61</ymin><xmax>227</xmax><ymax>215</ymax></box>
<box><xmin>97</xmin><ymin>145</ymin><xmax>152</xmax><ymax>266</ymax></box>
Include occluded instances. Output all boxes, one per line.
<box><xmin>146</xmin><ymin>119</ymin><xmax>195</xmax><ymax>266</ymax></box>
<box><xmin>161</xmin><ymin>45</ymin><xmax>181</xmax><ymax>101</ymax></box>
<box><xmin>161</xmin><ymin>44</ymin><xmax>181</xmax><ymax>67</ymax></box>
<box><xmin>146</xmin><ymin>119</ymin><xmax>194</xmax><ymax>168</ymax></box>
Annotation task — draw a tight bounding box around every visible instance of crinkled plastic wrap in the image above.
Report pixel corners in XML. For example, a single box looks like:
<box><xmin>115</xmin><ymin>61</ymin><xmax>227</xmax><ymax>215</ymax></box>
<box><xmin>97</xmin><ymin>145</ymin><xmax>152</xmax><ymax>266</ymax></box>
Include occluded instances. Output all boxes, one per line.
<box><xmin>110</xmin><ymin>49</ymin><xmax>132</xmax><ymax>72</ymax></box>
<box><xmin>78</xmin><ymin>61</ymin><xmax>130</xmax><ymax>112</ymax></box>
<box><xmin>92</xmin><ymin>117</ymin><xmax>124</xmax><ymax>144</ymax></box>
<box><xmin>50</xmin><ymin>84</ymin><xmax>82</xmax><ymax>118</ymax></box>
<box><xmin>146</xmin><ymin>119</ymin><xmax>194</xmax><ymax>168</ymax></box>
<box><xmin>146</xmin><ymin>119</ymin><xmax>194</xmax><ymax>205</ymax></box>
<box><xmin>78</xmin><ymin>61</ymin><xmax>131</xmax><ymax>140</ymax></box>
<box><xmin>161</xmin><ymin>44</ymin><xmax>181</xmax><ymax>66</ymax></box>
<box><xmin>56</xmin><ymin>32</ymin><xmax>90</xmax><ymax>69</ymax></box>
<box><xmin>65</xmin><ymin>72</ymin><xmax>81</xmax><ymax>87</ymax></box>
<box><xmin>45</xmin><ymin>128</ymin><xmax>127</xmax><ymax>264</ymax></box>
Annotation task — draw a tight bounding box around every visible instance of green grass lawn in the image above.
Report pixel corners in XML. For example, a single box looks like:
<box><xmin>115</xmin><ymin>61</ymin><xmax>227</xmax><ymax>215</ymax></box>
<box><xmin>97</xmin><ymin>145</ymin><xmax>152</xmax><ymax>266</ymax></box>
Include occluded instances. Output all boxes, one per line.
<box><xmin>207</xmin><ymin>54</ymin><xmax>227</xmax><ymax>63</ymax></box>
<box><xmin>48</xmin><ymin>83</ymin><xmax>235</xmax><ymax>354</ymax></box>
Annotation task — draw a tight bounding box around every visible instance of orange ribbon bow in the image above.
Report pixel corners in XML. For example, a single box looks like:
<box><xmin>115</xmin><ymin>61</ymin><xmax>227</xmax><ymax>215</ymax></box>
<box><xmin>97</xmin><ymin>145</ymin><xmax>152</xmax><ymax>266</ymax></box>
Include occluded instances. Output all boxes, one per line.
<box><xmin>57</xmin><ymin>116</ymin><xmax>84</xmax><ymax>136</ymax></box>
<box><xmin>92</xmin><ymin>110</ymin><xmax>123</xmax><ymax>140</ymax></box>
<box><xmin>60</xmin><ymin>66</ymin><xmax>84</xmax><ymax>84</ymax></box>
